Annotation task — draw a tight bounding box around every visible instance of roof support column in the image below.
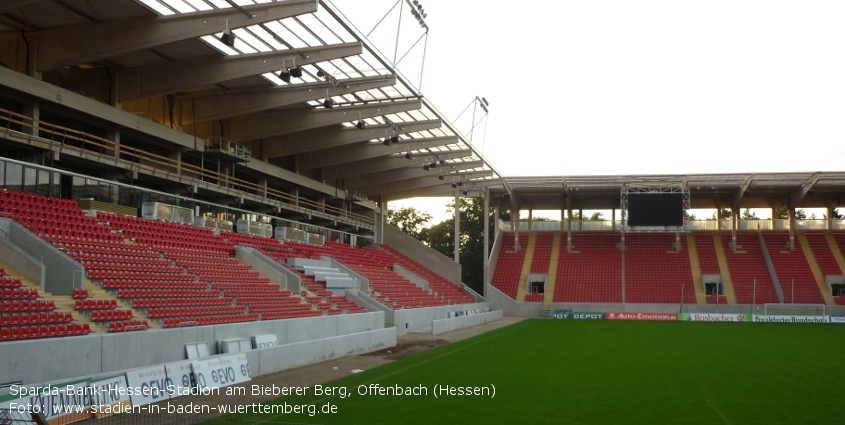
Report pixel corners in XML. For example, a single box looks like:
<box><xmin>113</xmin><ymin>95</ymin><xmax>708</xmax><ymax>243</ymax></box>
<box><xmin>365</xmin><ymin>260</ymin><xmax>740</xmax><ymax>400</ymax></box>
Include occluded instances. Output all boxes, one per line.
<box><xmin>731</xmin><ymin>206</ymin><xmax>738</xmax><ymax>251</ymax></box>
<box><xmin>527</xmin><ymin>209</ymin><xmax>533</xmax><ymax>232</ymax></box>
<box><xmin>787</xmin><ymin>200</ymin><xmax>796</xmax><ymax>251</ymax></box>
<box><xmin>611</xmin><ymin>208</ymin><xmax>616</xmax><ymax>231</ymax></box>
<box><xmin>483</xmin><ymin>188</ymin><xmax>490</xmax><ymax>295</ymax></box>
<box><xmin>454</xmin><ymin>191</ymin><xmax>460</xmax><ymax>263</ymax></box>
<box><xmin>512</xmin><ymin>205</ymin><xmax>521</xmax><ymax>252</ymax></box>
<box><xmin>22</xmin><ymin>99</ymin><xmax>39</xmax><ymax>138</ymax></box>
<box><xmin>566</xmin><ymin>208</ymin><xmax>573</xmax><ymax>251</ymax></box>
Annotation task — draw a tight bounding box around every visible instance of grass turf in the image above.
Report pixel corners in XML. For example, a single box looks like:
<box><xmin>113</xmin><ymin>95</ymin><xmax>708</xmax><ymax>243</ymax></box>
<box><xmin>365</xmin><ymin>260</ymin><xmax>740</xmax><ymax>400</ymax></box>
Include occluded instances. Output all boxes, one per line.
<box><xmin>231</xmin><ymin>319</ymin><xmax>845</xmax><ymax>424</ymax></box>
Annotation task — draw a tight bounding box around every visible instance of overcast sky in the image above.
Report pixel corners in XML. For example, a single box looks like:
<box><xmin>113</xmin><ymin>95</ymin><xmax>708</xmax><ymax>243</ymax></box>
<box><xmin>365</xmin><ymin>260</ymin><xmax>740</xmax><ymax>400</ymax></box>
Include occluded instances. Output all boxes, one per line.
<box><xmin>331</xmin><ymin>0</ymin><xmax>845</xmax><ymax>220</ymax></box>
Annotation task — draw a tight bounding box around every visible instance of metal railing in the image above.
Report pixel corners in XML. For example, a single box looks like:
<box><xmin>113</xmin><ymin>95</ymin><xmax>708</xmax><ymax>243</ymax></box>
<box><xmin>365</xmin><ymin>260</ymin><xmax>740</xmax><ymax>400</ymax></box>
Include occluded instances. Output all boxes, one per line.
<box><xmin>0</xmin><ymin>106</ymin><xmax>373</xmax><ymax>228</ymax></box>
<box><xmin>0</xmin><ymin>227</ymin><xmax>43</xmax><ymax>264</ymax></box>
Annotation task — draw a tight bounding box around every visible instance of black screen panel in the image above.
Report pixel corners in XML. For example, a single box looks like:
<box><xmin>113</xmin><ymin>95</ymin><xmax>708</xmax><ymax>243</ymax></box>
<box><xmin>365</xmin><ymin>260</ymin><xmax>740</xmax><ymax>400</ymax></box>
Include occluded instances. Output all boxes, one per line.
<box><xmin>628</xmin><ymin>193</ymin><xmax>684</xmax><ymax>226</ymax></box>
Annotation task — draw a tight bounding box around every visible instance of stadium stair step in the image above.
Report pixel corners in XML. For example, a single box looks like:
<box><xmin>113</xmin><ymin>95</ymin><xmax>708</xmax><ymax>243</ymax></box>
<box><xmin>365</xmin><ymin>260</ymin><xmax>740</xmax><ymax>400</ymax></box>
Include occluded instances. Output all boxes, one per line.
<box><xmin>515</xmin><ymin>233</ymin><xmax>537</xmax><ymax>302</ymax></box>
<box><xmin>543</xmin><ymin>233</ymin><xmax>562</xmax><ymax>309</ymax></box>
<box><xmin>686</xmin><ymin>234</ymin><xmax>707</xmax><ymax>304</ymax></box>
<box><xmin>84</xmin><ymin>278</ymin><xmax>160</xmax><ymax>330</ymax></box>
<box><xmin>0</xmin><ymin>261</ymin><xmax>101</xmax><ymax>332</ymax></box>
<box><xmin>797</xmin><ymin>233</ymin><xmax>835</xmax><ymax>305</ymax></box>
<box><xmin>712</xmin><ymin>232</ymin><xmax>738</xmax><ymax>304</ymax></box>
<box><xmin>825</xmin><ymin>233</ymin><xmax>845</xmax><ymax>275</ymax></box>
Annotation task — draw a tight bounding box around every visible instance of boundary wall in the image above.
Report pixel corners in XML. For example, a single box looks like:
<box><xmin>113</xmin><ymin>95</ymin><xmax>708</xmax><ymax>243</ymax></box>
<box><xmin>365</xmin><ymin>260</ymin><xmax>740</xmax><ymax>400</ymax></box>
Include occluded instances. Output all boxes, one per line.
<box><xmin>432</xmin><ymin>310</ymin><xmax>503</xmax><ymax>335</ymax></box>
<box><xmin>0</xmin><ymin>311</ymin><xmax>386</xmax><ymax>385</ymax></box>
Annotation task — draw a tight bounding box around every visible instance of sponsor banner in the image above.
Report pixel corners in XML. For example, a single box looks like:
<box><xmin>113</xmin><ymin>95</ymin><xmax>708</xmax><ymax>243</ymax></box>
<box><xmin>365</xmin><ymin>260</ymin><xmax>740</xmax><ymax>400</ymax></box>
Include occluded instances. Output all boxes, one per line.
<box><xmin>125</xmin><ymin>365</ymin><xmax>171</xmax><ymax>406</ymax></box>
<box><xmin>0</xmin><ymin>379</ymin><xmax>92</xmax><ymax>425</ymax></box>
<box><xmin>606</xmin><ymin>312</ymin><xmax>678</xmax><ymax>321</ymax></box>
<box><xmin>88</xmin><ymin>376</ymin><xmax>131</xmax><ymax>418</ymax></box>
<box><xmin>681</xmin><ymin>313</ymin><xmax>750</xmax><ymax>322</ymax></box>
<box><xmin>191</xmin><ymin>357</ymin><xmax>223</xmax><ymax>390</ymax></box>
<box><xmin>752</xmin><ymin>315</ymin><xmax>828</xmax><ymax>324</ymax></box>
<box><xmin>164</xmin><ymin>360</ymin><xmax>197</xmax><ymax>395</ymax></box>
<box><xmin>828</xmin><ymin>315</ymin><xmax>845</xmax><ymax>324</ymax></box>
<box><xmin>193</xmin><ymin>355</ymin><xmax>249</xmax><ymax>390</ymax></box>
<box><xmin>571</xmin><ymin>312</ymin><xmax>606</xmax><ymax>320</ymax></box>
<box><xmin>552</xmin><ymin>309</ymin><xmax>573</xmax><ymax>319</ymax></box>
<box><xmin>252</xmin><ymin>334</ymin><xmax>279</xmax><ymax>349</ymax></box>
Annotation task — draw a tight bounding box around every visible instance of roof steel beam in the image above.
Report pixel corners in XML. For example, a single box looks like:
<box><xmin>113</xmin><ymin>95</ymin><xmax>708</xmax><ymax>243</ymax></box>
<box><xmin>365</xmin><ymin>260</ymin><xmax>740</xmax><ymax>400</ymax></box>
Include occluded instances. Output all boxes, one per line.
<box><xmin>32</xmin><ymin>0</ymin><xmax>318</xmax><ymax>70</ymax></box>
<box><xmin>298</xmin><ymin>135</ymin><xmax>458</xmax><ymax>169</ymax></box>
<box><xmin>109</xmin><ymin>42</ymin><xmax>361</xmax><ymax>102</ymax></box>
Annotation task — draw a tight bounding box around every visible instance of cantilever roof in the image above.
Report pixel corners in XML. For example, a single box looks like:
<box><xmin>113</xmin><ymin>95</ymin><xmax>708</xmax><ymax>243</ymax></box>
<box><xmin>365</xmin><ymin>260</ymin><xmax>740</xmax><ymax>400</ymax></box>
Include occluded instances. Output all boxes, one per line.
<box><xmin>0</xmin><ymin>0</ymin><xmax>500</xmax><ymax>202</ymax></box>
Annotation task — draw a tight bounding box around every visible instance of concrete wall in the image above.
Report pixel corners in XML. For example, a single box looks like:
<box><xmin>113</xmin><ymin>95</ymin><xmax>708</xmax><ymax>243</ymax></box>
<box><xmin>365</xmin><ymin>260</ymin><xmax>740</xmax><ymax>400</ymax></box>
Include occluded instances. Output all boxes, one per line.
<box><xmin>0</xmin><ymin>234</ymin><xmax>45</xmax><ymax>287</ymax></box>
<box><xmin>393</xmin><ymin>264</ymin><xmax>428</xmax><ymax>290</ymax></box>
<box><xmin>237</xmin><ymin>246</ymin><xmax>300</xmax><ymax>293</ymax></box>
<box><xmin>382</xmin><ymin>223</ymin><xmax>461</xmax><ymax>285</ymax></box>
<box><xmin>0</xmin><ymin>311</ymin><xmax>385</xmax><ymax>385</ymax></box>
<box><xmin>344</xmin><ymin>289</ymin><xmax>392</xmax><ymax>314</ymax></box>
<box><xmin>236</xmin><ymin>246</ymin><xmax>287</xmax><ymax>287</ymax></box>
<box><xmin>432</xmin><ymin>310</ymin><xmax>503</xmax><ymax>335</ymax></box>
<box><xmin>388</xmin><ymin>302</ymin><xmax>490</xmax><ymax>336</ymax></box>
<box><xmin>324</xmin><ymin>256</ymin><xmax>368</xmax><ymax>292</ymax></box>
<box><xmin>486</xmin><ymin>283</ymin><xmax>517</xmax><ymax>316</ymax></box>
<box><xmin>3</xmin><ymin>218</ymin><xmax>84</xmax><ymax>295</ymax></box>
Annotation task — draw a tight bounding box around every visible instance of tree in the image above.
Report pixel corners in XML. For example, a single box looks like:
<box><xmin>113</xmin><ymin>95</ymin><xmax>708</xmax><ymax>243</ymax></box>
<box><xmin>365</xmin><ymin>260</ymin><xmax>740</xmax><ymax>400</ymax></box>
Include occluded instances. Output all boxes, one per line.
<box><xmin>774</xmin><ymin>207</ymin><xmax>806</xmax><ymax>219</ymax></box>
<box><xmin>387</xmin><ymin>207</ymin><xmax>431</xmax><ymax>240</ymax></box>
<box><xmin>833</xmin><ymin>209</ymin><xmax>843</xmax><ymax>219</ymax></box>
<box><xmin>422</xmin><ymin>198</ymin><xmax>496</xmax><ymax>294</ymax></box>
<box><xmin>588</xmin><ymin>212</ymin><xmax>605</xmax><ymax>221</ymax></box>
<box><xmin>709</xmin><ymin>209</ymin><xmax>731</xmax><ymax>220</ymax></box>
<box><xmin>741</xmin><ymin>209</ymin><xmax>759</xmax><ymax>220</ymax></box>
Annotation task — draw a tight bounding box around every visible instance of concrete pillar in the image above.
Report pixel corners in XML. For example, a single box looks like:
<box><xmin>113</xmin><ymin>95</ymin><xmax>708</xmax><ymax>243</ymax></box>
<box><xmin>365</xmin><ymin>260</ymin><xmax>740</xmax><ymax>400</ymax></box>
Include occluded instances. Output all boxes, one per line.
<box><xmin>788</xmin><ymin>205</ymin><xmax>795</xmax><ymax>251</ymax></box>
<box><xmin>483</xmin><ymin>189</ymin><xmax>490</xmax><ymax>292</ymax></box>
<box><xmin>454</xmin><ymin>191</ymin><xmax>460</xmax><ymax>262</ymax></box>
<box><xmin>827</xmin><ymin>206</ymin><xmax>835</xmax><ymax>230</ymax></box>
<box><xmin>106</xmin><ymin>127</ymin><xmax>121</xmax><ymax>161</ymax></box>
<box><xmin>612</xmin><ymin>208</ymin><xmax>616</xmax><ymax>231</ymax></box>
<box><xmin>566</xmin><ymin>208</ymin><xmax>573</xmax><ymax>251</ymax></box>
<box><xmin>22</xmin><ymin>100</ymin><xmax>40</xmax><ymax>138</ymax></box>
<box><xmin>169</xmin><ymin>148</ymin><xmax>182</xmax><ymax>178</ymax></box>
<box><xmin>527</xmin><ymin>209</ymin><xmax>533</xmax><ymax>232</ymax></box>
<box><xmin>513</xmin><ymin>207</ymin><xmax>521</xmax><ymax>252</ymax></box>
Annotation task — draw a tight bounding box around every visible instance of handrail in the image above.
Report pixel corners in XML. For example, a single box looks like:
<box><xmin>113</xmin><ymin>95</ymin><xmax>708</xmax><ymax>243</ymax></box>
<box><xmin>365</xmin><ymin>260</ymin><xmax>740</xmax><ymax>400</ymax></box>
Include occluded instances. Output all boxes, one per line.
<box><xmin>0</xmin><ymin>226</ymin><xmax>44</xmax><ymax>264</ymax></box>
<box><xmin>0</xmin><ymin>106</ymin><xmax>374</xmax><ymax>227</ymax></box>
<box><xmin>0</xmin><ymin>212</ymin><xmax>83</xmax><ymax>263</ymax></box>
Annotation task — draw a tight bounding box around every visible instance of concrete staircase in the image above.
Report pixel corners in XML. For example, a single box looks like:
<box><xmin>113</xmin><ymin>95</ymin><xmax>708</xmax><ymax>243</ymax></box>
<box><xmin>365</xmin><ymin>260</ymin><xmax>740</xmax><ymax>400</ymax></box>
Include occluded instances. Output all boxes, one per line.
<box><xmin>797</xmin><ymin>233</ymin><xmax>835</xmax><ymax>305</ymax></box>
<box><xmin>543</xmin><ymin>234</ymin><xmax>562</xmax><ymax>308</ymax></box>
<box><xmin>826</xmin><ymin>233</ymin><xmax>845</xmax><ymax>275</ymax></box>
<box><xmin>712</xmin><ymin>232</ymin><xmax>738</xmax><ymax>304</ymax></box>
<box><xmin>515</xmin><ymin>234</ymin><xmax>537</xmax><ymax>302</ymax></box>
<box><xmin>686</xmin><ymin>234</ymin><xmax>707</xmax><ymax>304</ymax></box>
<box><xmin>82</xmin><ymin>278</ymin><xmax>161</xmax><ymax>330</ymax></box>
<box><xmin>0</xmin><ymin>260</ymin><xmax>101</xmax><ymax>332</ymax></box>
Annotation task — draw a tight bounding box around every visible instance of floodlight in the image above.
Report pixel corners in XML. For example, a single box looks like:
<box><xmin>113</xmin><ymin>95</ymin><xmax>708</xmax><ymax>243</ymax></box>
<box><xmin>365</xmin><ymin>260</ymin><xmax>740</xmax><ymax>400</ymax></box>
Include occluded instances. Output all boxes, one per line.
<box><xmin>405</xmin><ymin>153</ymin><xmax>412</xmax><ymax>160</ymax></box>
<box><xmin>278</xmin><ymin>71</ymin><xmax>291</xmax><ymax>83</ymax></box>
<box><xmin>391</xmin><ymin>136</ymin><xmax>399</xmax><ymax>144</ymax></box>
<box><xmin>290</xmin><ymin>67</ymin><xmax>302</xmax><ymax>78</ymax></box>
<box><xmin>423</xmin><ymin>164</ymin><xmax>430</xmax><ymax>171</ymax></box>
<box><xmin>438</xmin><ymin>175</ymin><xmax>445</xmax><ymax>181</ymax></box>
<box><xmin>220</xmin><ymin>30</ymin><xmax>236</xmax><ymax>47</ymax></box>
<box><xmin>383</xmin><ymin>138</ymin><xmax>391</xmax><ymax>146</ymax></box>
<box><xmin>356</xmin><ymin>121</ymin><xmax>366</xmax><ymax>130</ymax></box>
<box><xmin>323</xmin><ymin>99</ymin><xmax>333</xmax><ymax>109</ymax></box>
<box><xmin>461</xmin><ymin>190</ymin><xmax>468</xmax><ymax>196</ymax></box>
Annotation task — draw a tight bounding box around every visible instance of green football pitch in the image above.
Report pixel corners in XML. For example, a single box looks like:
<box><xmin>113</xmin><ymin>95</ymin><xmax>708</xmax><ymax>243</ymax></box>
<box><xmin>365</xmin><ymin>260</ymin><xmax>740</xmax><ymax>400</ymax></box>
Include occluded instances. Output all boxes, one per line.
<box><xmin>232</xmin><ymin>319</ymin><xmax>845</xmax><ymax>425</ymax></box>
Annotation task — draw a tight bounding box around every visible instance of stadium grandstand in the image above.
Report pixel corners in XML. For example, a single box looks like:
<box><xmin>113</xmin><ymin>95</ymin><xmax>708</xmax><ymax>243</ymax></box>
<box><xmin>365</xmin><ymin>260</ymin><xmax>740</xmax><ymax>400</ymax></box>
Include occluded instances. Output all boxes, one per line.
<box><xmin>0</xmin><ymin>1</ymin><xmax>844</xmax><ymax>424</ymax></box>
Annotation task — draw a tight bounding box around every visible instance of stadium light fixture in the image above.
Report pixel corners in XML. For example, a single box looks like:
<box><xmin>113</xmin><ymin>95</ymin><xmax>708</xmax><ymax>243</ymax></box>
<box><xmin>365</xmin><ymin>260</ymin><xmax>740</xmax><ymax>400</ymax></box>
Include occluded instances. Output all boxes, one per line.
<box><xmin>323</xmin><ymin>89</ymin><xmax>333</xmax><ymax>109</ymax></box>
<box><xmin>391</xmin><ymin>136</ymin><xmax>399</xmax><ymax>144</ymax></box>
<box><xmin>462</xmin><ymin>190</ymin><xmax>468</xmax><ymax>196</ymax></box>
<box><xmin>278</xmin><ymin>71</ymin><xmax>291</xmax><ymax>83</ymax></box>
<box><xmin>220</xmin><ymin>20</ymin><xmax>236</xmax><ymax>47</ymax></box>
<box><xmin>383</xmin><ymin>138</ymin><xmax>391</xmax><ymax>146</ymax></box>
<box><xmin>423</xmin><ymin>164</ymin><xmax>430</xmax><ymax>171</ymax></box>
<box><xmin>405</xmin><ymin>152</ymin><xmax>412</xmax><ymax>160</ymax></box>
<box><xmin>438</xmin><ymin>174</ymin><xmax>445</xmax><ymax>181</ymax></box>
<box><xmin>290</xmin><ymin>67</ymin><xmax>303</xmax><ymax>78</ymax></box>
